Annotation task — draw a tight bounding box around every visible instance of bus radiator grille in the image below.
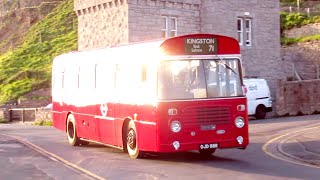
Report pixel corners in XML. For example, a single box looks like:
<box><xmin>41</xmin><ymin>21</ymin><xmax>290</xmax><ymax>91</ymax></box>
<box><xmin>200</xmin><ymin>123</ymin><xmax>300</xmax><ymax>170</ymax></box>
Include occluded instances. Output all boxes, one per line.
<box><xmin>181</xmin><ymin>106</ymin><xmax>231</xmax><ymax>129</ymax></box>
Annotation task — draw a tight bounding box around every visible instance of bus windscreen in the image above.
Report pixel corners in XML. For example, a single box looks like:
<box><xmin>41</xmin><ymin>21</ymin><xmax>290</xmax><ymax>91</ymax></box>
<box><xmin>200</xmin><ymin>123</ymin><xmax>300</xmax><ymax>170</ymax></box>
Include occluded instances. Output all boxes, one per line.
<box><xmin>158</xmin><ymin>59</ymin><xmax>243</xmax><ymax>100</ymax></box>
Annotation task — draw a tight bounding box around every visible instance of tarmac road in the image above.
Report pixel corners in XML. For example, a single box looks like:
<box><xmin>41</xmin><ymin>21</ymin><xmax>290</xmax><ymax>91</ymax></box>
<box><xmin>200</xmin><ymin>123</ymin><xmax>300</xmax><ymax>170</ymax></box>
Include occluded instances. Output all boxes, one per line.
<box><xmin>0</xmin><ymin>134</ymin><xmax>95</xmax><ymax>180</ymax></box>
<box><xmin>0</xmin><ymin>115</ymin><xmax>320</xmax><ymax>180</ymax></box>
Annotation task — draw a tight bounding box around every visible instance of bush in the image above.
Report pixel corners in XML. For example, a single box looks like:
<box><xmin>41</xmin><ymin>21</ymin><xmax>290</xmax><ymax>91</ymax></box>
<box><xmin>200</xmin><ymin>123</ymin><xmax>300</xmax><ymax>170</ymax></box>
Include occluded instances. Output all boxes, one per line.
<box><xmin>280</xmin><ymin>12</ymin><xmax>320</xmax><ymax>36</ymax></box>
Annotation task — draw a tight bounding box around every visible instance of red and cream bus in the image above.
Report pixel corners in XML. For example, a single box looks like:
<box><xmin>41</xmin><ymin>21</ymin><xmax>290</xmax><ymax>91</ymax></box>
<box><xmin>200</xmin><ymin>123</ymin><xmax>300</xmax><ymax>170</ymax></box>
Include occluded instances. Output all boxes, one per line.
<box><xmin>52</xmin><ymin>34</ymin><xmax>248</xmax><ymax>158</ymax></box>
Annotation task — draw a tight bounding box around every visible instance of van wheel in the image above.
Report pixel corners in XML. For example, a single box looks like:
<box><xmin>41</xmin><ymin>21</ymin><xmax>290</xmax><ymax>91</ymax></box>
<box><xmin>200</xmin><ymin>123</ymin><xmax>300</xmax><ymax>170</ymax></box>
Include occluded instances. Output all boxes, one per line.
<box><xmin>66</xmin><ymin>114</ymin><xmax>81</xmax><ymax>146</ymax></box>
<box><xmin>126</xmin><ymin>120</ymin><xmax>144</xmax><ymax>159</ymax></box>
<box><xmin>255</xmin><ymin>106</ymin><xmax>267</xmax><ymax>119</ymax></box>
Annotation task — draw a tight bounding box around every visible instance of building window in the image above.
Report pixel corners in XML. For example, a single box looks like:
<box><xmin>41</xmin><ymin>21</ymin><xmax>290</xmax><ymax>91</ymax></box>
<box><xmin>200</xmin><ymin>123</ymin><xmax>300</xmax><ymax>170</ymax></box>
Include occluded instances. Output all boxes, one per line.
<box><xmin>237</xmin><ymin>18</ymin><xmax>243</xmax><ymax>46</ymax></box>
<box><xmin>237</xmin><ymin>17</ymin><xmax>252</xmax><ymax>46</ymax></box>
<box><xmin>161</xmin><ymin>16</ymin><xmax>177</xmax><ymax>38</ymax></box>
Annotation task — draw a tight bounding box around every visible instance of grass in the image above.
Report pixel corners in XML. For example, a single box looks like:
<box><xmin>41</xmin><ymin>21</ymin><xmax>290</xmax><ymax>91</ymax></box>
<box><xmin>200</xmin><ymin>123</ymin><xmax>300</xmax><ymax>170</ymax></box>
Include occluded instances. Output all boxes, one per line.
<box><xmin>0</xmin><ymin>0</ymin><xmax>77</xmax><ymax>104</ymax></box>
<box><xmin>281</xmin><ymin>34</ymin><xmax>320</xmax><ymax>45</ymax></box>
<box><xmin>33</xmin><ymin>120</ymin><xmax>53</xmax><ymax>126</ymax></box>
<box><xmin>0</xmin><ymin>118</ymin><xmax>9</xmax><ymax>123</ymax></box>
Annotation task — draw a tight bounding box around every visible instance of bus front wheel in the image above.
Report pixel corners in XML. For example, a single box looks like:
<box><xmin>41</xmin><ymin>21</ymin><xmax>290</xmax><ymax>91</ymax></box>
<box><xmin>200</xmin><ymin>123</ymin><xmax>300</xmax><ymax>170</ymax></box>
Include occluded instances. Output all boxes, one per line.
<box><xmin>126</xmin><ymin>120</ymin><xmax>144</xmax><ymax>158</ymax></box>
<box><xmin>199</xmin><ymin>149</ymin><xmax>216</xmax><ymax>156</ymax></box>
<box><xmin>66</xmin><ymin>114</ymin><xmax>81</xmax><ymax>146</ymax></box>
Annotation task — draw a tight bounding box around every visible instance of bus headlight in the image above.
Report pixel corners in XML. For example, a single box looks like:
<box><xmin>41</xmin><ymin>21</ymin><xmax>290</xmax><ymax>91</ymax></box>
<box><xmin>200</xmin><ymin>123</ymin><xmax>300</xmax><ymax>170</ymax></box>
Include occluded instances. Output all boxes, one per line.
<box><xmin>235</xmin><ymin>117</ymin><xmax>245</xmax><ymax>128</ymax></box>
<box><xmin>170</xmin><ymin>121</ymin><xmax>181</xmax><ymax>133</ymax></box>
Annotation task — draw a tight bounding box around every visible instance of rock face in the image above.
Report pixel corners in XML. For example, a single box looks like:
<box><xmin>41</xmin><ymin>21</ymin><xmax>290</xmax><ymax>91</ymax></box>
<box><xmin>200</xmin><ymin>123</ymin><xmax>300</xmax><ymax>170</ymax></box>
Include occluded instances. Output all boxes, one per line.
<box><xmin>0</xmin><ymin>0</ymin><xmax>46</xmax><ymax>13</ymax></box>
<box><xmin>282</xmin><ymin>25</ymin><xmax>320</xmax><ymax>80</ymax></box>
<box><xmin>0</xmin><ymin>0</ymin><xmax>60</xmax><ymax>53</ymax></box>
<box><xmin>284</xmin><ymin>23</ymin><xmax>320</xmax><ymax>38</ymax></box>
<box><xmin>277</xmin><ymin>24</ymin><xmax>320</xmax><ymax>116</ymax></box>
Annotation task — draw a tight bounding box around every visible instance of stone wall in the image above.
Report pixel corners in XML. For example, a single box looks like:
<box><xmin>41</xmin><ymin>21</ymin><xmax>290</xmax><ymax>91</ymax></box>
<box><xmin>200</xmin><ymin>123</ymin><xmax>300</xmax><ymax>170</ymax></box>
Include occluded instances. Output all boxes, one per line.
<box><xmin>282</xmin><ymin>23</ymin><xmax>320</xmax><ymax>81</ymax></box>
<box><xmin>75</xmin><ymin>0</ymin><xmax>129</xmax><ymax>50</ymax></box>
<box><xmin>0</xmin><ymin>108</ymin><xmax>51</xmax><ymax>122</ymax></box>
<box><xmin>278</xmin><ymin>21</ymin><xmax>320</xmax><ymax>117</ymax></box>
<box><xmin>0</xmin><ymin>108</ymin><xmax>37</xmax><ymax>122</ymax></box>
<box><xmin>0</xmin><ymin>108</ymin><xmax>5</xmax><ymax>120</ymax></box>
<box><xmin>128</xmin><ymin>0</ymin><xmax>201</xmax><ymax>42</ymax></box>
<box><xmin>282</xmin><ymin>41</ymin><xmax>320</xmax><ymax>80</ymax></box>
<box><xmin>35</xmin><ymin>108</ymin><xmax>52</xmax><ymax>123</ymax></box>
<box><xmin>276</xmin><ymin>79</ymin><xmax>320</xmax><ymax>116</ymax></box>
<box><xmin>200</xmin><ymin>0</ymin><xmax>283</xmax><ymax>99</ymax></box>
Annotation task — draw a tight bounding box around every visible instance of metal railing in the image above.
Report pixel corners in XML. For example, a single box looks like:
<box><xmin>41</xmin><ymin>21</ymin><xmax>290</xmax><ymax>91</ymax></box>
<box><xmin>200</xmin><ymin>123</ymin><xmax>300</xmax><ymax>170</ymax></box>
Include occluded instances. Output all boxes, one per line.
<box><xmin>282</xmin><ymin>6</ymin><xmax>320</xmax><ymax>16</ymax></box>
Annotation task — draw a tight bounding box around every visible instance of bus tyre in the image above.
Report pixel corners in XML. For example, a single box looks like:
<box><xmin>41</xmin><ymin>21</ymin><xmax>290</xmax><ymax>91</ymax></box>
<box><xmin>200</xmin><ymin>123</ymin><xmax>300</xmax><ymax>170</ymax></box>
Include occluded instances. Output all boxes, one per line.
<box><xmin>66</xmin><ymin>114</ymin><xmax>81</xmax><ymax>146</ymax></box>
<box><xmin>199</xmin><ymin>149</ymin><xmax>216</xmax><ymax>156</ymax></box>
<box><xmin>255</xmin><ymin>105</ymin><xmax>267</xmax><ymax>119</ymax></box>
<box><xmin>126</xmin><ymin>120</ymin><xmax>143</xmax><ymax>159</ymax></box>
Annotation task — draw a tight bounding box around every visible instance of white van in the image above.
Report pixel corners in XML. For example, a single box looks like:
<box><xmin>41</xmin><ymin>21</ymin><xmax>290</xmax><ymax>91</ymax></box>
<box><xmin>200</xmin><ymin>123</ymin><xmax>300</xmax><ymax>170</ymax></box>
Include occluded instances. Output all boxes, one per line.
<box><xmin>243</xmin><ymin>78</ymin><xmax>272</xmax><ymax>119</ymax></box>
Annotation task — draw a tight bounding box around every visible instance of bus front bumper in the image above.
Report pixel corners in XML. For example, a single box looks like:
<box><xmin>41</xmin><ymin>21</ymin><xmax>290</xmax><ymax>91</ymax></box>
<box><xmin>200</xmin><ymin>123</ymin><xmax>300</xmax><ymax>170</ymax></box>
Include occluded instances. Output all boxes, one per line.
<box><xmin>158</xmin><ymin>138</ymin><xmax>249</xmax><ymax>152</ymax></box>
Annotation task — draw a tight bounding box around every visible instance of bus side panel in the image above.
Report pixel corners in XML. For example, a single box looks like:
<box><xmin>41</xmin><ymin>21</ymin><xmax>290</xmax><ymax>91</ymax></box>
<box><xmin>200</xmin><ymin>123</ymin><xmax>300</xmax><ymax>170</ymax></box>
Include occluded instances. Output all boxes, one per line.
<box><xmin>95</xmin><ymin>118</ymin><xmax>116</xmax><ymax>145</ymax></box>
<box><xmin>113</xmin><ymin>103</ymin><xmax>138</xmax><ymax>147</ymax></box>
<box><xmin>136</xmin><ymin>105</ymin><xmax>158</xmax><ymax>152</ymax></box>
<box><xmin>113</xmin><ymin>104</ymin><xmax>158</xmax><ymax>150</ymax></box>
<box><xmin>136</xmin><ymin>122</ymin><xmax>157</xmax><ymax>152</ymax></box>
<box><xmin>52</xmin><ymin>101</ymin><xmax>65</xmax><ymax>131</ymax></box>
<box><xmin>52</xmin><ymin>60</ymin><xmax>65</xmax><ymax>132</ymax></box>
<box><xmin>95</xmin><ymin>103</ymin><xmax>116</xmax><ymax>145</ymax></box>
<box><xmin>77</xmin><ymin>104</ymin><xmax>96</xmax><ymax>140</ymax></box>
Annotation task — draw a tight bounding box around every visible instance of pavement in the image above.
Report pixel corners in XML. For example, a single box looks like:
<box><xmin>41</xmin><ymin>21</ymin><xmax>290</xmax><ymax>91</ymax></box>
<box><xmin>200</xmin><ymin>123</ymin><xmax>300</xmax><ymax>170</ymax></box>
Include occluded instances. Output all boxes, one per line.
<box><xmin>277</xmin><ymin>125</ymin><xmax>320</xmax><ymax>167</ymax></box>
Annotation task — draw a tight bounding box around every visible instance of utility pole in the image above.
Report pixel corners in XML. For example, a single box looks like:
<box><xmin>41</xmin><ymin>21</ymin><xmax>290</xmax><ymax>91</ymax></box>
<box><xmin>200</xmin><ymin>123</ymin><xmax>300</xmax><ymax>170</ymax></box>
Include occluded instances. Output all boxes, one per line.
<box><xmin>297</xmin><ymin>0</ymin><xmax>300</xmax><ymax>13</ymax></box>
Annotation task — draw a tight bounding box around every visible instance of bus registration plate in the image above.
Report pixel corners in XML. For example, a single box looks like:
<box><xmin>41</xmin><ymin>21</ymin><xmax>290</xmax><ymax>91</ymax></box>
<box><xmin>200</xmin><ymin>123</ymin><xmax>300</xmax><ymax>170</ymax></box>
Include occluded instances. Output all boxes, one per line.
<box><xmin>200</xmin><ymin>143</ymin><xmax>218</xmax><ymax>150</ymax></box>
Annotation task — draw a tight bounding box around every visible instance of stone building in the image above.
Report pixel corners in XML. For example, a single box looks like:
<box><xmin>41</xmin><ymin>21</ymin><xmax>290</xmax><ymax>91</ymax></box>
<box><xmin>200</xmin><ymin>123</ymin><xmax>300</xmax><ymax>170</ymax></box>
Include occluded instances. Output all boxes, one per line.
<box><xmin>74</xmin><ymin>0</ymin><xmax>285</xmax><ymax>98</ymax></box>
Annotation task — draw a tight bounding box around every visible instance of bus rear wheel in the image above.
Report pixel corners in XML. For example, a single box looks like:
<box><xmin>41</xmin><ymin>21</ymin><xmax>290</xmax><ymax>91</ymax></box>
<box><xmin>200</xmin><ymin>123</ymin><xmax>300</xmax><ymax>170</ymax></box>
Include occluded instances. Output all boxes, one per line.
<box><xmin>199</xmin><ymin>149</ymin><xmax>216</xmax><ymax>156</ymax></box>
<box><xmin>66</xmin><ymin>114</ymin><xmax>81</xmax><ymax>146</ymax></box>
<box><xmin>126</xmin><ymin>120</ymin><xmax>144</xmax><ymax>159</ymax></box>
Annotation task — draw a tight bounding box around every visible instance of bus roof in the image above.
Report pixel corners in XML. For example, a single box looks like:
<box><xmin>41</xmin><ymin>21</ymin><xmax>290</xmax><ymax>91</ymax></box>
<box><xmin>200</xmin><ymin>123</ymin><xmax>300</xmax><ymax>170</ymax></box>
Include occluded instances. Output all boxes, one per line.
<box><xmin>54</xmin><ymin>34</ymin><xmax>240</xmax><ymax>64</ymax></box>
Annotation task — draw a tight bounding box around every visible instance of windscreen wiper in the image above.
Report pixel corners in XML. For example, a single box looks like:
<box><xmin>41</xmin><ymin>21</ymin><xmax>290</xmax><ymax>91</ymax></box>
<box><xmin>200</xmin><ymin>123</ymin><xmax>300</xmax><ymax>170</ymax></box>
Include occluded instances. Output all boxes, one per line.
<box><xmin>214</xmin><ymin>55</ymin><xmax>237</xmax><ymax>75</ymax></box>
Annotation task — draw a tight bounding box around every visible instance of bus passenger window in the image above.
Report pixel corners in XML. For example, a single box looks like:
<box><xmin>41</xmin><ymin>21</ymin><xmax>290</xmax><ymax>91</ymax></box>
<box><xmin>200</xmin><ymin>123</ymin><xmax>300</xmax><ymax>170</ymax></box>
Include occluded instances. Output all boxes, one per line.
<box><xmin>141</xmin><ymin>64</ymin><xmax>147</xmax><ymax>82</ymax></box>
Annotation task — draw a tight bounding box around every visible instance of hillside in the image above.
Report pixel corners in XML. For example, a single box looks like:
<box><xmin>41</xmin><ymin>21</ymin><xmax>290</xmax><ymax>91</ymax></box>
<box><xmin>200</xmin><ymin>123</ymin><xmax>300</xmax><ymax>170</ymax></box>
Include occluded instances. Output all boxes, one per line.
<box><xmin>0</xmin><ymin>0</ymin><xmax>77</xmax><ymax>104</ymax></box>
<box><xmin>0</xmin><ymin>0</ymin><xmax>60</xmax><ymax>53</ymax></box>
<box><xmin>0</xmin><ymin>0</ymin><xmax>319</xmax><ymax>106</ymax></box>
<box><xmin>280</xmin><ymin>0</ymin><xmax>320</xmax><ymax>81</ymax></box>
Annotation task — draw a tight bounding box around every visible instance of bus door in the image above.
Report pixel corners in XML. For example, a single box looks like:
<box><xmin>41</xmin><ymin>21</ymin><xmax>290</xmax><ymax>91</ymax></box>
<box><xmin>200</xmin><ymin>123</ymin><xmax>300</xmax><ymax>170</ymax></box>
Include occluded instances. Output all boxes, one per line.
<box><xmin>77</xmin><ymin>64</ymin><xmax>97</xmax><ymax>140</ymax></box>
<box><xmin>95</xmin><ymin>63</ymin><xmax>116</xmax><ymax>145</ymax></box>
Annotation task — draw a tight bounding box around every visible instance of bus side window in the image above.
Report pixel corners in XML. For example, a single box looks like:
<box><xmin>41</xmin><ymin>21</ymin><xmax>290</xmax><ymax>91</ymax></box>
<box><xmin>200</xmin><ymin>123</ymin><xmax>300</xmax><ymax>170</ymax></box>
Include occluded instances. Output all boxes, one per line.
<box><xmin>95</xmin><ymin>63</ymin><xmax>116</xmax><ymax>98</ymax></box>
<box><xmin>79</xmin><ymin>64</ymin><xmax>95</xmax><ymax>91</ymax></box>
<box><xmin>141</xmin><ymin>64</ymin><xmax>147</xmax><ymax>82</ymax></box>
<box><xmin>52</xmin><ymin>68</ymin><xmax>64</xmax><ymax>90</ymax></box>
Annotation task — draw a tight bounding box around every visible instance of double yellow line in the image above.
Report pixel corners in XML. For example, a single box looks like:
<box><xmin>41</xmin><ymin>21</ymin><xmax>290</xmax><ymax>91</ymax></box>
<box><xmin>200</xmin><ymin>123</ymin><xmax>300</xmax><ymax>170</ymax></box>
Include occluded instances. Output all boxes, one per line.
<box><xmin>262</xmin><ymin>126</ymin><xmax>320</xmax><ymax>169</ymax></box>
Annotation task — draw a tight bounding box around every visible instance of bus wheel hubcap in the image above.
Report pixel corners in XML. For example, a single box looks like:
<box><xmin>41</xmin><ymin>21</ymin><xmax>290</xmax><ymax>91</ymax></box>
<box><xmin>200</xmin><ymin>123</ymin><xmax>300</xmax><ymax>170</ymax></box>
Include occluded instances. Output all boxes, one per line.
<box><xmin>127</xmin><ymin>129</ymin><xmax>136</xmax><ymax>150</ymax></box>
